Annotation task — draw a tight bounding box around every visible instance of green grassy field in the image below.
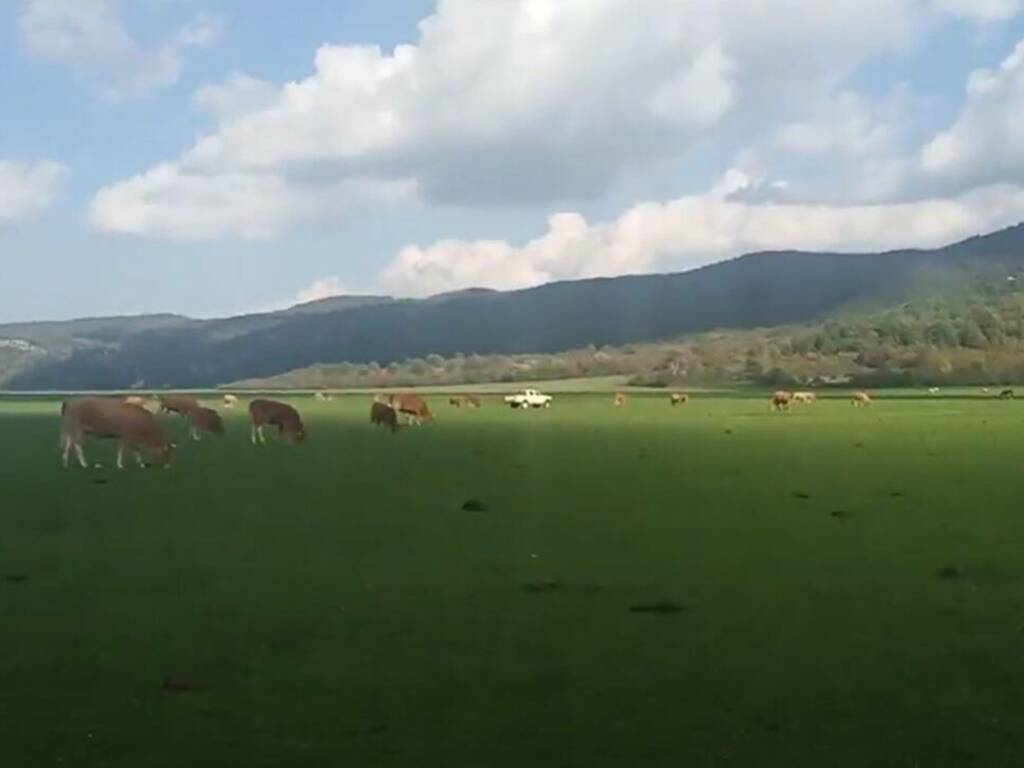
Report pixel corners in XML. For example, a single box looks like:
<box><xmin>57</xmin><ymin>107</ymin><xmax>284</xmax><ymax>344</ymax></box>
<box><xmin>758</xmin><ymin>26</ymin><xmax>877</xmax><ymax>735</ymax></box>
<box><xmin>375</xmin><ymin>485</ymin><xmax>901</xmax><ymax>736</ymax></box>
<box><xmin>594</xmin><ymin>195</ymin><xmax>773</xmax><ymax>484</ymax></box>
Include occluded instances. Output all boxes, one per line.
<box><xmin>2</xmin><ymin>392</ymin><xmax>1024</xmax><ymax>767</ymax></box>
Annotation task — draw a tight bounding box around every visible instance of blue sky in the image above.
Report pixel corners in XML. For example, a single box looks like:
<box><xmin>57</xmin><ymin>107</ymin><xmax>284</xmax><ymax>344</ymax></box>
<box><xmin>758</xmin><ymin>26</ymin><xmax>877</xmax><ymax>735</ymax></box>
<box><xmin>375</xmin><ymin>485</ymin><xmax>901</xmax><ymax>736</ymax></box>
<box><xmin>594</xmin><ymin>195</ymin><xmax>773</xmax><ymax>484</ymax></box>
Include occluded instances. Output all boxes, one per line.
<box><xmin>4</xmin><ymin>1</ymin><xmax>1024</xmax><ymax>322</ymax></box>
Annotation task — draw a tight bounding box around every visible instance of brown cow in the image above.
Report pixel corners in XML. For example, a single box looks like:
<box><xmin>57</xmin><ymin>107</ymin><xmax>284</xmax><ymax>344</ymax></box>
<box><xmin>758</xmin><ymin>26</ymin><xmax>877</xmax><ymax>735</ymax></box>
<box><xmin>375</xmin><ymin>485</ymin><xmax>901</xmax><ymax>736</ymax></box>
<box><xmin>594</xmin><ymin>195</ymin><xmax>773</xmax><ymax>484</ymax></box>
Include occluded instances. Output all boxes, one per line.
<box><xmin>388</xmin><ymin>393</ymin><xmax>433</xmax><ymax>426</ymax></box>
<box><xmin>249</xmin><ymin>399</ymin><xmax>306</xmax><ymax>444</ymax></box>
<box><xmin>370</xmin><ymin>401</ymin><xmax>399</xmax><ymax>433</ymax></box>
<box><xmin>60</xmin><ymin>397</ymin><xmax>174</xmax><ymax>469</ymax></box>
<box><xmin>852</xmin><ymin>391</ymin><xmax>872</xmax><ymax>407</ymax></box>
<box><xmin>123</xmin><ymin>395</ymin><xmax>157</xmax><ymax>412</ymax></box>
<box><xmin>792</xmin><ymin>391</ymin><xmax>817</xmax><ymax>405</ymax></box>
<box><xmin>670</xmin><ymin>393</ymin><xmax>689</xmax><ymax>406</ymax></box>
<box><xmin>772</xmin><ymin>391</ymin><xmax>793</xmax><ymax>411</ymax></box>
<box><xmin>613</xmin><ymin>392</ymin><xmax>628</xmax><ymax>406</ymax></box>
<box><xmin>464</xmin><ymin>394</ymin><xmax>481</xmax><ymax>409</ymax></box>
<box><xmin>449</xmin><ymin>396</ymin><xmax>464</xmax><ymax>407</ymax></box>
<box><xmin>159</xmin><ymin>394</ymin><xmax>200</xmax><ymax>417</ymax></box>
<box><xmin>187</xmin><ymin>406</ymin><xmax>225</xmax><ymax>441</ymax></box>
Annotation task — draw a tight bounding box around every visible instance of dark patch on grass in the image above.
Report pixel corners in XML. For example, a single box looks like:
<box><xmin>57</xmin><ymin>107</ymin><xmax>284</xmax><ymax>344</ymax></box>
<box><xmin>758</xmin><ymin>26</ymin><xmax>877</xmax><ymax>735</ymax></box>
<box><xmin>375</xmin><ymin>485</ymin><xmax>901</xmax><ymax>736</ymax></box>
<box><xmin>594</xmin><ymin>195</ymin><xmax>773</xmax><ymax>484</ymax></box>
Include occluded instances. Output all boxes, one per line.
<box><xmin>792</xmin><ymin>491</ymin><xmax>810</xmax><ymax>500</ymax></box>
<box><xmin>629</xmin><ymin>601</ymin><xmax>685</xmax><ymax>614</ymax></box>
<box><xmin>724</xmin><ymin>429</ymin><xmax>733</xmax><ymax>435</ymax></box>
<box><xmin>938</xmin><ymin>566</ymin><xmax>966</xmax><ymax>581</ymax></box>
<box><xmin>161</xmin><ymin>677</ymin><xmax>210</xmax><ymax>693</ymax></box>
<box><xmin>830</xmin><ymin>510</ymin><xmax>850</xmax><ymax>520</ymax></box>
<box><xmin>890</xmin><ymin>491</ymin><xmax>904</xmax><ymax>498</ymax></box>
<box><xmin>92</xmin><ymin>478</ymin><xmax>109</xmax><ymax>485</ymax></box>
<box><xmin>853</xmin><ymin>442</ymin><xmax>864</xmax><ymax>448</ymax></box>
<box><xmin>461</xmin><ymin>499</ymin><xmax>489</xmax><ymax>511</ymax></box>
<box><xmin>4</xmin><ymin>574</ymin><xmax>29</xmax><ymax>583</ymax></box>
<box><xmin>522</xmin><ymin>580</ymin><xmax>561</xmax><ymax>593</ymax></box>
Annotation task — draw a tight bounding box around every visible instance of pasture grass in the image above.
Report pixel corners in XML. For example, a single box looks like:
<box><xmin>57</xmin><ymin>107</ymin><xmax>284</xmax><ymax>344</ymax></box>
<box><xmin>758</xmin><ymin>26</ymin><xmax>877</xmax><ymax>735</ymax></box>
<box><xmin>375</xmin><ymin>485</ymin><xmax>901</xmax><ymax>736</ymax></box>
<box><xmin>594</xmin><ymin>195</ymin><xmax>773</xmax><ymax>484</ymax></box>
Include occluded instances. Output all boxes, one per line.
<box><xmin>2</xmin><ymin>392</ymin><xmax>1024</xmax><ymax>766</ymax></box>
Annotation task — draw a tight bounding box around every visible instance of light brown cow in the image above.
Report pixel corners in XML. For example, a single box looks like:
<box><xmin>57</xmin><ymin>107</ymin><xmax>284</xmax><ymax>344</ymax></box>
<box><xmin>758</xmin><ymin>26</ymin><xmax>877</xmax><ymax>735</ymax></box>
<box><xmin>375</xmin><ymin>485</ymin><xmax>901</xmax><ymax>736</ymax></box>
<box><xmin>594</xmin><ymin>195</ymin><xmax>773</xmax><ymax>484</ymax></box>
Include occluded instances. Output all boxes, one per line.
<box><xmin>60</xmin><ymin>397</ymin><xmax>174</xmax><ymax>469</ymax></box>
<box><xmin>123</xmin><ymin>395</ymin><xmax>157</xmax><ymax>412</ymax></box>
<box><xmin>852</xmin><ymin>391</ymin><xmax>872</xmax><ymax>407</ymax></box>
<box><xmin>249</xmin><ymin>399</ymin><xmax>306</xmax><ymax>444</ymax></box>
<box><xmin>314</xmin><ymin>391</ymin><xmax>333</xmax><ymax>402</ymax></box>
<box><xmin>772</xmin><ymin>391</ymin><xmax>793</xmax><ymax>411</ymax></box>
<box><xmin>159</xmin><ymin>394</ymin><xmax>200</xmax><ymax>418</ymax></box>
<box><xmin>187</xmin><ymin>406</ymin><xmax>225</xmax><ymax>441</ymax></box>
<box><xmin>222</xmin><ymin>394</ymin><xmax>239</xmax><ymax>408</ymax></box>
<box><xmin>670</xmin><ymin>393</ymin><xmax>689</xmax><ymax>407</ymax></box>
<box><xmin>464</xmin><ymin>394</ymin><xmax>481</xmax><ymax>409</ymax></box>
<box><xmin>388</xmin><ymin>393</ymin><xmax>433</xmax><ymax>425</ymax></box>
<box><xmin>449</xmin><ymin>396</ymin><xmax>465</xmax><ymax>407</ymax></box>
<box><xmin>613</xmin><ymin>392</ymin><xmax>628</xmax><ymax>406</ymax></box>
<box><xmin>370</xmin><ymin>401</ymin><xmax>399</xmax><ymax>433</ymax></box>
<box><xmin>792</xmin><ymin>391</ymin><xmax>817</xmax><ymax>405</ymax></box>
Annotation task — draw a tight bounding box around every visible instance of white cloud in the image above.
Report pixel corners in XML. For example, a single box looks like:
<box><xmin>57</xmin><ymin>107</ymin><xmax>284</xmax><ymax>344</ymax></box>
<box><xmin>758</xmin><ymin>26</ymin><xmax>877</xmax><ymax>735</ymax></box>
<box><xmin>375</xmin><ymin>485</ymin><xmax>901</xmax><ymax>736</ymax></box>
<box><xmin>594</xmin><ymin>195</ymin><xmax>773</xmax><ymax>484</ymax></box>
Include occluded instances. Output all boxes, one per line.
<box><xmin>0</xmin><ymin>161</ymin><xmax>66</xmax><ymax>223</ymax></box>
<box><xmin>933</xmin><ymin>0</ymin><xmax>1021</xmax><ymax>22</ymax></box>
<box><xmin>920</xmin><ymin>39</ymin><xmax>1024</xmax><ymax>192</ymax></box>
<box><xmin>380</xmin><ymin>169</ymin><xmax>1024</xmax><ymax>296</ymax></box>
<box><xmin>291</xmin><ymin>277</ymin><xmax>349</xmax><ymax>305</ymax></box>
<box><xmin>20</xmin><ymin>0</ymin><xmax>223</xmax><ymax>97</ymax></box>
<box><xmin>91</xmin><ymin>0</ymin><xmax>921</xmax><ymax>238</ymax></box>
<box><xmin>88</xmin><ymin>163</ymin><xmax>415</xmax><ymax>240</ymax></box>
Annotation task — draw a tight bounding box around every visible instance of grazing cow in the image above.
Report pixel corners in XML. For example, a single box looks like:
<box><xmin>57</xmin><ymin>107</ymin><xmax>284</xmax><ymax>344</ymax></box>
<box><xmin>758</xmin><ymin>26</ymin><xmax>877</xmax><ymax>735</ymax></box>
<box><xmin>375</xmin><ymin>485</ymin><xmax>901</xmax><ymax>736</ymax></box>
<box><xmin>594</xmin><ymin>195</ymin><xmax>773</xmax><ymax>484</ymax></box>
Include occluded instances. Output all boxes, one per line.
<box><xmin>792</xmin><ymin>391</ymin><xmax>817</xmax><ymax>404</ymax></box>
<box><xmin>1001</xmin><ymin>388</ymin><xmax>1015</xmax><ymax>400</ymax></box>
<box><xmin>464</xmin><ymin>394</ymin><xmax>481</xmax><ymax>409</ymax></box>
<box><xmin>60</xmin><ymin>397</ymin><xmax>174</xmax><ymax>469</ymax></box>
<box><xmin>222</xmin><ymin>394</ymin><xmax>239</xmax><ymax>408</ymax></box>
<box><xmin>187</xmin><ymin>406</ymin><xmax>225</xmax><ymax>441</ymax></box>
<box><xmin>123</xmin><ymin>395</ymin><xmax>157</xmax><ymax>412</ymax></box>
<box><xmin>249</xmin><ymin>399</ymin><xmax>306</xmax><ymax>444</ymax></box>
<box><xmin>370</xmin><ymin>401</ymin><xmax>399</xmax><ymax>433</ymax></box>
<box><xmin>853</xmin><ymin>391</ymin><xmax>872</xmax><ymax>407</ymax></box>
<box><xmin>928</xmin><ymin>387</ymin><xmax>940</xmax><ymax>395</ymax></box>
<box><xmin>449</xmin><ymin>396</ymin><xmax>464</xmax><ymax>407</ymax></box>
<box><xmin>772</xmin><ymin>391</ymin><xmax>793</xmax><ymax>411</ymax></box>
<box><xmin>314</xmin><ymin>391</ymin><xmax>333</xmax><ymax>402</ymax></box>
<box><xmin>159</xmin><ymin>394</ymin><xmax>200</xmax><ymax>418</ymax></box>
<box><xmin>388</xmin><ymin>393</ymin><xmax>433</xmax><ymax>425</ymax></box>
<box><xmin>613</xmin><ymin>392</ymin><xmax>628</xmax><ymax>406</ymax></box>
<box><xmin>670</xmin><ymin>393</ymin><xmax>689</xmax><ymax>406</ymax></box>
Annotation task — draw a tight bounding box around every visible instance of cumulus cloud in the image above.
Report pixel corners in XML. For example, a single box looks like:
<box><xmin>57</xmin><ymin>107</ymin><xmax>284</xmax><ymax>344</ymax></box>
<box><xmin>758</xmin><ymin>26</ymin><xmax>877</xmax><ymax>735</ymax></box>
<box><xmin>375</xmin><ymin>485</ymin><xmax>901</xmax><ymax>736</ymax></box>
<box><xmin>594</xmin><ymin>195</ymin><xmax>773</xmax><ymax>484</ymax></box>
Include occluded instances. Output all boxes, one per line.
<box><xmin>380</xmin><ymin>169</ymin><xmax>1024</xmax><ymax>295</ymax></box>
<box><xmin>0</xmin><ymin>161</ymin><xmax>66</xmax><ymax>223</ymax></box>
<box><xmin>20</xmin><ymin>0</ymin><xmax>223</xmax><ymax>97</ymax></box>
<box><xmin>91</xmin><ymin>0</ymin><xmax>922</xmax><ymax>238</ymax></box>
<box><xmin>89</xmin><ymin>163</ymin><xmax>415</xmax><ymax>240</ymax></box>
<box><xmin>920</xmin><ymin>39</ymin><xmax>1024</xmax><ymax>193</ymax></box>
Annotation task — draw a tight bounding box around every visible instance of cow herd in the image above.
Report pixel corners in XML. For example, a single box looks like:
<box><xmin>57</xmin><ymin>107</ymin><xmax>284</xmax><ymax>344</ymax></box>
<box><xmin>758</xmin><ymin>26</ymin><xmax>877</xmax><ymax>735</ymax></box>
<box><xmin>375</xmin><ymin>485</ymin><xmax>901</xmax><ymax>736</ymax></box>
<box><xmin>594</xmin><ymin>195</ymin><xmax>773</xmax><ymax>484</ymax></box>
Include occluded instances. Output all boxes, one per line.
<box><xmin>59</xmin><ymin>384</ymin><xmax>1002</xmax><ymax>469</ymax></box>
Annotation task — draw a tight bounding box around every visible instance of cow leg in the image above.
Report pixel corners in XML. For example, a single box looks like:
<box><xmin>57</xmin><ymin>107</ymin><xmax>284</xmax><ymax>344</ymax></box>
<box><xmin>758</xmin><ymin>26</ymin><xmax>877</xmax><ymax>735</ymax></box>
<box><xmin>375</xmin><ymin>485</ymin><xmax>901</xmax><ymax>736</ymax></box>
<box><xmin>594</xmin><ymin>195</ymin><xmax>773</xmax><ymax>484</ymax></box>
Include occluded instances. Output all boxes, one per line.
<box><xmin>74</xmin><ymin>442</ymin><xmax>87</xmax><ymax>468</ymax></box>
<box><xmin>61</xmin><ymin>436</ymin><xmax>71</xmax><ymax>468</ymax></box>
<box><xmin>258</xmin><ymin>425</ymin><xmax>267</xmax><ymax>444</ymax></box>
<box><xmin>116</xmin><ymin>442</ymin><xmax>125</xmax><ymax>470</ymax></box>
<box><xmin>250</xmin><ymin>424</ymin><xmax>257</xmax><ymax>444</ymax></box>
<box><xmin>135</xmin><ymin>451</ymin><xmax>145</xmax><ymax>468</ymax></box>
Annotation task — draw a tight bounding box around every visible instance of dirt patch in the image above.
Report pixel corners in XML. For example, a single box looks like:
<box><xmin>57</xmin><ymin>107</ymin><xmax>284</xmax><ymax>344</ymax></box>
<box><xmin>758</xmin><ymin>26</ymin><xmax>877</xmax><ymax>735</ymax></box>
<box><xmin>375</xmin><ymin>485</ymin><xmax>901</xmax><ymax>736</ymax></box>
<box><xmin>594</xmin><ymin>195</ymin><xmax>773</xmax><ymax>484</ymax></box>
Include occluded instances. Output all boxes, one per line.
<box><xmin>461</xmin><ymin>499</ymin><xmax>489</xmax><ymax>511</ymax></box>
<box><xmin>629</xmin><ymin>601</ymin><xmax>686</xmax><ymax>614</ymax></box>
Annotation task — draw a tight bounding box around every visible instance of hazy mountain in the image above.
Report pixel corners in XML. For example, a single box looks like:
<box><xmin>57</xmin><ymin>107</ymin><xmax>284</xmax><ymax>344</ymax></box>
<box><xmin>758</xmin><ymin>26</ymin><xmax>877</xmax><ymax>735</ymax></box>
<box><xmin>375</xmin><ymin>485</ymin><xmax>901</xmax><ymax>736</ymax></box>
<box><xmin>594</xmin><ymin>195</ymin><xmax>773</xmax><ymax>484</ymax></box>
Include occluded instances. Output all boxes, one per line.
<box><xmin>7</xmin><ymin>223</ymin><xmax>1024</xmax><ymax>390</ymax></box>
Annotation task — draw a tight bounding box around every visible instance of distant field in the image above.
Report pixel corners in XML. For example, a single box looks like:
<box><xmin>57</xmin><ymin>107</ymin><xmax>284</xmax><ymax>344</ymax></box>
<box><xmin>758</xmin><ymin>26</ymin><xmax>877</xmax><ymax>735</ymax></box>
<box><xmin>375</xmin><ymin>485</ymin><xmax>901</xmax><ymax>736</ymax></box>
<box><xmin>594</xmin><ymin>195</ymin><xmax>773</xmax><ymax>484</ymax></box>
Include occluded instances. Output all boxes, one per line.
<box><xmin>2</xmin><ymin>393</ymin><xmax>1024</xmax><ymax>766</ymax></box>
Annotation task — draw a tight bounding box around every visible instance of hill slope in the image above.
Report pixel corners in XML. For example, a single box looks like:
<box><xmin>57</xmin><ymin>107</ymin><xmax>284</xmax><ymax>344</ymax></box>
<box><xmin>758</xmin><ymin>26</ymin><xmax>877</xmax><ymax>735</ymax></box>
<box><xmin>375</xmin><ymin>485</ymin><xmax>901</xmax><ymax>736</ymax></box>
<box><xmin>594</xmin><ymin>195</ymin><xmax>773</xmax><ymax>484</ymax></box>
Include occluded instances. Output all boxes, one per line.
<box><xmin>7</xmin><ymin>224</ymin><xmax>1024</xmax><ymax>389</ymax></box>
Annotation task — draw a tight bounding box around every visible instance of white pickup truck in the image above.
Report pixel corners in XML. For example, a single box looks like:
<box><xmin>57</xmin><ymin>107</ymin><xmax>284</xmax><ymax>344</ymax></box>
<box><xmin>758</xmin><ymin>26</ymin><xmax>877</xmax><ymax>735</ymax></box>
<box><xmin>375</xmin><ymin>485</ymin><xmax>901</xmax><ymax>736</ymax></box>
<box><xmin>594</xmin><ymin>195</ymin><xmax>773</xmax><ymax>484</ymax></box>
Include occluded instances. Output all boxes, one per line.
<box><xmin>504</xmin><ymin>388</ymin><xmax>553</xmax><ymax>409</ymax></box>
